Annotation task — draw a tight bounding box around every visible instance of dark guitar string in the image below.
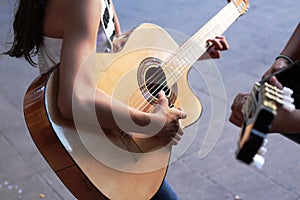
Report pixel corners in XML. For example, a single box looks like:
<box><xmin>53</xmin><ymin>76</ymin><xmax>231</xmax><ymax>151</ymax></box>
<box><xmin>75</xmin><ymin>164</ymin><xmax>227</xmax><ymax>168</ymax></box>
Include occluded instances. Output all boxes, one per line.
<box><xmin>134</xmin><ymin>3</ymin><xmax>240</xmax><ymax>113</ymax></box>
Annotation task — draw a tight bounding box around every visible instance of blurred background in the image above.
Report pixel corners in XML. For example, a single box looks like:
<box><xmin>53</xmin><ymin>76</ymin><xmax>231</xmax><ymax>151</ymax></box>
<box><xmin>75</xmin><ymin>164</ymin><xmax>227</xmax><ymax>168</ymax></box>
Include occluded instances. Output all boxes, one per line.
<box><xmin>0</xmin><ymin>0</ymin><xmax>299</xmax><ymax>199</ymax></box>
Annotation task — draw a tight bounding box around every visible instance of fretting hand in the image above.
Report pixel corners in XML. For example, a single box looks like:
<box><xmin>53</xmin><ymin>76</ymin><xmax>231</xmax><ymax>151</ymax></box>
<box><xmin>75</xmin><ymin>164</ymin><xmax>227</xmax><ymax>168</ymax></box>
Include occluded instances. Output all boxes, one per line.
<box><xmin>199</xmin><ymin>36</ymin><xmax>229</xmax><ymax>60</ymax></box>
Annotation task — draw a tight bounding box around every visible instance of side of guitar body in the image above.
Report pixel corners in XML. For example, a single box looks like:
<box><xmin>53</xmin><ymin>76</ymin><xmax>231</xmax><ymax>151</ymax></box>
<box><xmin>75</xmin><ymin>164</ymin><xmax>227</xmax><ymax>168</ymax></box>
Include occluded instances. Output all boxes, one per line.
<box><xmin>24</xmin><ymin>23</ymin><xmax>202</xmax><ymax>200</ymax></box>
<box><xmin>24</xmin><ymin>72</ymin><xmax>109</xmax><ymax>199</ymax></box>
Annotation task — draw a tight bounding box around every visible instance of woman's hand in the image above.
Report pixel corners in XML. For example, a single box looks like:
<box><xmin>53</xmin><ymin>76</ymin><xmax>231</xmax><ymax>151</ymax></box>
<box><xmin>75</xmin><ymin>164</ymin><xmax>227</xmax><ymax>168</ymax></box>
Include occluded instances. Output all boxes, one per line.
<box><xmin>151</xmin><ymin>91</ymin><xmax>186</xmax><ymax>145</ymax></box>
<box><xmin>206</xmin><ymin>36</ymin><xmax>229</xmax><ymax>58</ymax></box>
<box><xmin>199</xmin><ymin>36</ymin><xmax>229</xmax><ymax>60</ymax></box>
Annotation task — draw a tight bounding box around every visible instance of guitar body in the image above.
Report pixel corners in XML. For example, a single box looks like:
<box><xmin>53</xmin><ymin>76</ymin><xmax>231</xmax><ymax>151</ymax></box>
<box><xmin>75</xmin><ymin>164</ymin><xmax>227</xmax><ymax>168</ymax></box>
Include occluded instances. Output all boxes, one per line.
<box><xmin>24</xmin><ymin>23</ymin><xmax>202</xmax><ymax>200</ymax></box>
<box><xmin>96</xmin><ymin>23</ymin><xmax>202</xmax><ymax>128</ymax></box>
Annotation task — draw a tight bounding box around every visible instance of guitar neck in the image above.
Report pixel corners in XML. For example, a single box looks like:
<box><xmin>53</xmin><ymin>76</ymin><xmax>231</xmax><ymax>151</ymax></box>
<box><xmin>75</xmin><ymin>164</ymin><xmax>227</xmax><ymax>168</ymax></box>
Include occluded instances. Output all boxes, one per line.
<box><xmin>164</xmin><ymin>2</ymin><xmax>242</xmax><ymax>85</ymax></box>
<box><xmin>188</xmin><ymin>2</ymin><xmax>241</xmax><ymax>58</ymax></box>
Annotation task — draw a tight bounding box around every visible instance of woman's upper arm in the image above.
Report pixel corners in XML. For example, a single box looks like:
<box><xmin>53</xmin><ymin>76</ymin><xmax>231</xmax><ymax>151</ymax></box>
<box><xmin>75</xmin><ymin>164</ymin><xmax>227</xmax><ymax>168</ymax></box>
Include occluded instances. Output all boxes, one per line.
<box><xmin>57</xmin><ymin>0</ymin><xmax>101</xmax><ymax>117</ymax></box>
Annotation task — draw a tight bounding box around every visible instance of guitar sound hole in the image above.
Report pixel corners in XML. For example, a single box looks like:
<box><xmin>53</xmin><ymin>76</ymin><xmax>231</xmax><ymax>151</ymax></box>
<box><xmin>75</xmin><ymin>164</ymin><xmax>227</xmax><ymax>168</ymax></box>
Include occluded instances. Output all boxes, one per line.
<box><xmin>137</xmin><ymin>57</ymin><xmax>178</xmax><ymax>106</ymax></box>
<box><xmin>145</xmin><ymin>67</ymin><xmax>170</xmax><ymax>98</ymax></box>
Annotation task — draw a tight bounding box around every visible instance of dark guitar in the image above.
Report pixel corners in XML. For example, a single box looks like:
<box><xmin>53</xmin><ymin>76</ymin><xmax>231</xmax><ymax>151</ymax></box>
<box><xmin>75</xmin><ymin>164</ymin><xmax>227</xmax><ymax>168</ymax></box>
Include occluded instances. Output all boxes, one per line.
<box><xmin>236</xmin><ymin>60</ymin><xmax>300</xmax><ymax>168</ymax></box>
<box><xmin>24</xmin><ymin>1</ymin><xmax>249</xmax><ymax>199</ymax></box>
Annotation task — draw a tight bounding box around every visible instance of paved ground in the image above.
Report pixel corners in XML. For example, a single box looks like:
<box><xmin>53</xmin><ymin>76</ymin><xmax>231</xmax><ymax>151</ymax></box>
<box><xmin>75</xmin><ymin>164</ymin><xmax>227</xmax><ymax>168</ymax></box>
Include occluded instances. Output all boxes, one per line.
<box><xmin>0</xmin><ymin>0</ymin><xmax>300</xmax><ymax>199</ymax></box>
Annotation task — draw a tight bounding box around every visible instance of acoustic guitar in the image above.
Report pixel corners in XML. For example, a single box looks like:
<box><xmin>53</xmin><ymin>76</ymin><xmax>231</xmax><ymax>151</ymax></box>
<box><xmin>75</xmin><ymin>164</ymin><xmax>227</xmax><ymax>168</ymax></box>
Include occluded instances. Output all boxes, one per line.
<box><xmin>236</xmin><ymin>61</ymin><xmax>300</xmax><ymax>169</ymax></box>
<box><xmin>24</xmin><ymin>1</ymin><xmax>249</xmax><ymax>199</ymax></box>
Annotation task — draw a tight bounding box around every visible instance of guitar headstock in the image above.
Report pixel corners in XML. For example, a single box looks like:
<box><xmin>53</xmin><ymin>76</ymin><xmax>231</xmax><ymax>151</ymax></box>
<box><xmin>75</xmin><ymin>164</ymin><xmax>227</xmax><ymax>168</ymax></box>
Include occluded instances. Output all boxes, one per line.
<box><xmin>229</xmin><ymin>0</ymin><xmax>249</xmax><ymax>15</ymax></box>
<box><xmin>236</xmin><ymin>82</ymin><xmax>295</xmax><ymax>169</ymax></box>
<box><xmin>262</xmin><ymin>82</ymin><xmax>295</xmax><ymax>112</ymax></box>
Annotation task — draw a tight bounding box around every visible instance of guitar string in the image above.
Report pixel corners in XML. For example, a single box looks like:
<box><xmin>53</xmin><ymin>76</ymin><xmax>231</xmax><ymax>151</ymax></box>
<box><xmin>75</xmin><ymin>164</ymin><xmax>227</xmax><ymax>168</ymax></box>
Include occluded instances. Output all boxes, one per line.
<box><xmin>128</xmin><ymin>5</ymin><xmax>239</xmax><ymax>114</ymax></box>
<box><xmin>132</xmin><ymin>32</ymin><xmax>218</xmax><ymax>113</ymax></box>
<box><xmin>137</xmin><ymin>7</ymin><xmax>238</xmax><ymax>113</ymax></box>
<box><xmin>134</xmin><ymin>9</ymin><xmax>238</xmax><ymax>113</ymax></box>
<box><xmin>131</xmin><ymin>8</ymin><xmax>237</xmax><ymax>114</ymax></box>
<box><xmin>139</xmin><ymin>0</ymin><xmax>240</xmax><ymax>104</ymax></box>
<box><xmin>140</xmin><ymin>3</ymin><xmax>239</xmax><ymax>106</ymax></box>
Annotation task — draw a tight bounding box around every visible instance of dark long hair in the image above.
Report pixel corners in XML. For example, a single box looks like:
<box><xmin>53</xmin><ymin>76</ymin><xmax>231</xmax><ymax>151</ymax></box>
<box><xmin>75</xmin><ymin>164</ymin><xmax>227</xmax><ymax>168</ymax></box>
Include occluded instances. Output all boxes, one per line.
<box><xmin>6</xmin><ymin>0</ymin><xmax>46</xmax><ymax>66</ymax></box>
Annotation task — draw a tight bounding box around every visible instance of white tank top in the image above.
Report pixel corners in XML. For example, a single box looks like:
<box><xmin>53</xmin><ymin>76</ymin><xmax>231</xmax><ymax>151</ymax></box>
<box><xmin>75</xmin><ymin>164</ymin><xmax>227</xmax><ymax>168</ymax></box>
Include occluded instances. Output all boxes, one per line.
<box><xmin>38</xmin><ymin>0</ymin><xmax>115</xmax><ymax>74</ymax></box>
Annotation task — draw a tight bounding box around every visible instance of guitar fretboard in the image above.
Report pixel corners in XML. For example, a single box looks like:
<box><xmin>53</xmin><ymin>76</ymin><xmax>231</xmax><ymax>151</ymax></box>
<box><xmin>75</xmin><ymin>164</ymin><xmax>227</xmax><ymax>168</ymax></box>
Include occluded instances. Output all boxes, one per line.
<box><xmin>163</xmin><ymin>2</ymin><xmax>241</xmax><ymax>85</ymax></box>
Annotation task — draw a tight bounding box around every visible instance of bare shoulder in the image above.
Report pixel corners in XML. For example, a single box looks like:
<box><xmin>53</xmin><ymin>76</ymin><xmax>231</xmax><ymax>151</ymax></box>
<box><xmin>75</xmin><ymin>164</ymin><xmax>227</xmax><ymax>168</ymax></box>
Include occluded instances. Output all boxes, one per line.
<box><xmin>62</xmin><ymin>0</ymin><xmax>102</xmax><ymax>32</ymax></box>
<box><xmin>43</xmin><ymin>0</ymin><xmax>67</xmax><ymax>37</ymax></box>
<box><xmin>43</xmin><ymin>0</ymin><xmax>101</xmax><ymax>37</ymax></box>
<box><xmin>62</xmin><ymin>0</ymin><xmax>101</xmax><ymax>18</ymax></box>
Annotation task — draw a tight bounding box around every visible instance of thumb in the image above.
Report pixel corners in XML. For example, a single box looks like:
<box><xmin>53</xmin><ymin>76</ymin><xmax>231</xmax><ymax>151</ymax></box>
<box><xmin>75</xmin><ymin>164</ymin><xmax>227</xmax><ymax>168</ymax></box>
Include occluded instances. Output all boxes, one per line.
<box><xmin>157</xmin><ymin>91</ymin><xmax>168</xmax><ymax>106</ymax></box>
<box><xmin>269</xmin><ymin>76</ymin><xmax>283</xmax><ymax>89</ymax></box>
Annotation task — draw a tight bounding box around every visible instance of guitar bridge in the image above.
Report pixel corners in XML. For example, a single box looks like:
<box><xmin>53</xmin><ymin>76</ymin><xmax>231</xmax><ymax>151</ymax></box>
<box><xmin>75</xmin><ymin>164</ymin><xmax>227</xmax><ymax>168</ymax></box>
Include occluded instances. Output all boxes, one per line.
<box><xmin>119</xmin><ymin>131</ymin><xmax>143</xmax><ymax>162</ymax></box>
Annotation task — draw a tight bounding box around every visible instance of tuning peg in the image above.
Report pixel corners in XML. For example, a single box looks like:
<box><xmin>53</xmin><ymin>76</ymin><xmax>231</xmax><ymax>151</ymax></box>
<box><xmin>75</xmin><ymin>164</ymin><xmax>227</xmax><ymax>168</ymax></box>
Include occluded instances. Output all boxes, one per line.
<box><xmin>258</xmin><ymin>146</ymin><xmax>267</xmax><ymax>156</ymax></box>
<box><xmin>283</xmin><ymin>102</ymin><xmax>296</xmax><ymax>112</ymax></box>
<box><xmin>283</xmin><ymin>95</ymin><xmax>294</xmax><ymax>103</ymax></box>
<box><xmin>251</xmin><ymin>139</ymin><xmax>268</xmax><ymax>169</ymax></box>
<box><xmin>282</xmin><ymin>87</ymin><xmax>293</xmax><ymax>96</ymax></box>
<box><xmin>257</xmin><ymin>139</ymin><xmax>268</xmax><ymax>156</ymax></box>
<box><xmin>252</xmin><ymin>154</ymin><xmax>265</xmax><ymax>169</ymax></box>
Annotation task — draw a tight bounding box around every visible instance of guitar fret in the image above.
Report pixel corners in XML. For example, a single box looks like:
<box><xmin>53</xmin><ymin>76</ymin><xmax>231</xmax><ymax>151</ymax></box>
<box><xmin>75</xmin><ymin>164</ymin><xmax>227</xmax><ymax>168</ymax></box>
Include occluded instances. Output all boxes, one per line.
<box><xmin>163</xmin><ymin>2</ymin><xmax>241</xmax><ymax>86</ymax></box>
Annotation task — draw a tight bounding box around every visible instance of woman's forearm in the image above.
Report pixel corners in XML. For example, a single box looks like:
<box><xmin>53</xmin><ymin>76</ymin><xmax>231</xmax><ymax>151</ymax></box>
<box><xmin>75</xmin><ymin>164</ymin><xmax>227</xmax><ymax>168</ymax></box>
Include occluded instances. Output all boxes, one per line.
<box><xmin>94</xmin><ymin>89</ymin><xmax>153</xmax><ymax>133</ymax></box>
<box><xmin>70</xmin><ymin>87</ymin><xmax>154</xmax><ymax>134</ymax></box>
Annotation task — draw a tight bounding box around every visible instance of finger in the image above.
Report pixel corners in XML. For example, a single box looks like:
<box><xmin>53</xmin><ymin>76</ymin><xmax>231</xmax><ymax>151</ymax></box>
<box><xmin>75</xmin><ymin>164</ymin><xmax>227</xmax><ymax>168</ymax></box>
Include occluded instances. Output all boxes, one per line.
<box><xmin>157</xmin><ymin>91</ymin><xmax>168</xmax><ymax>106</ymax></box>
<box><xmin>230</xmin><ymin>95</ymin><xmax>248</xmax><ymax>123</ymax></box>
<box><xmin>229</xmin><ymin>113</ymin><xmax>243</xmax><ymax>127</ymax></box>
<box><xmin>269</xmin><ymin>76</ymin><xmax>283</xmax><ymax>89</ymax></box>
<box><xmin>207</xmin><ymin>45</ymin><xmax>222</xmax><ymax>59</ymax></box>
<box><xmin>207</xmin><ymin>39</ymin><xmax>222</xmax><ymax>50</ymax></box>
<box><xmin>229</xmin><ymin>109</ymin><xmax>243</xmax><ymax>122</ymax></box>
<box><xmin>173</xmin><ymin>133</ymin><xmax>182</xmax><ymax>141</ymax></box>
<box><xmin>209</xmin><ymin>36</ymin><xmax>228</xmax><ymax>51</ymax></box>
<box><xmin>262</xmin><ymin>68</ymin><xmax>273</xmax><ymax>80</ymax></box>
<box><xmin>231</xmin><ymin>93</ymin><xmax>247</xmax><ymax>111</ymax></box>
<box><xmin>172</xmin><ymin>107</ymin><xmax>187</xmax><ymax>120</ymax></box>
<box><xmin>215</xmin><ymin>36</ymin><xmax>226</xmax><ymax>40</ymax></box>
<box><xmin>212</xmin><ymin>50</ymin><xmax>221</xmax><ymax>59</ymax></box>
<box><xmin>169</xmin><ymin>134</ymin><xmax>181</xmax><ymax>145</ymax></box>
<box><xmin>157</xmin><ymin>90</ymin><xmax>165</xmax><ymax>98</ymax></box>
<box><xmin>216</xmin><ymin>36</ymin><xmax>229</xmax><ymax>50</ymax></box>
<box><xmin>206</xmin><ymin>46</ymin><xmax>216</xmax><ymax>58</ymax></box>
<box><xmin>161</xmin><ymin>135</ymin><xmax>177</xmax><ymax>146</ymax></box>
<box><xmin>178</xmin><ymin>108</ymin><xmax>187</xmax><ymax>119</ymax></box>
<box><xmin>177</xmin><ymin>124</ymin><xmax>184</xmax><ymax>136</ymax></box>
<box><xmin>170</xmin><ymin>138</ymin><xmax>179</xmax><ymax>146</ymax></box>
